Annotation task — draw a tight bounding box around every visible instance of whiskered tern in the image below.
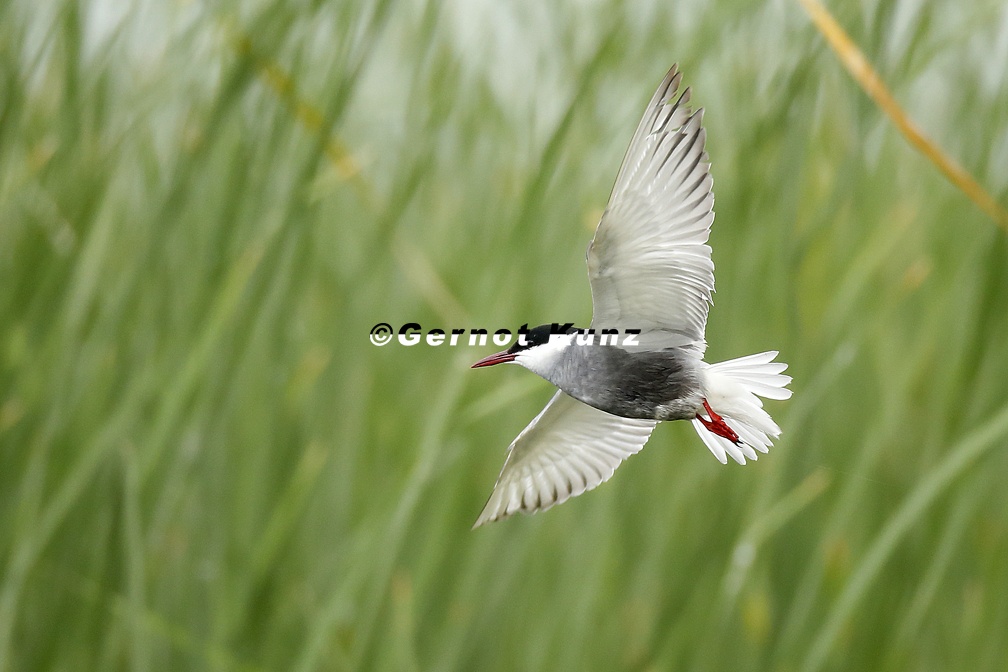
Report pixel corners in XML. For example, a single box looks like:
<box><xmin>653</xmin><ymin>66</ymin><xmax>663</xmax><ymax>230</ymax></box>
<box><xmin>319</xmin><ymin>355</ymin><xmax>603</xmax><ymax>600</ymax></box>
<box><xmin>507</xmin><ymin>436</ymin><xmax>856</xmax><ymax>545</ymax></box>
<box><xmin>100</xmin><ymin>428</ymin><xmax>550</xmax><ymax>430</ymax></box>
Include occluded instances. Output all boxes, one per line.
<box><xmin>472</xmin><ymin>65</ymin><xmax>792</xmax><ymax>527</ymax></box>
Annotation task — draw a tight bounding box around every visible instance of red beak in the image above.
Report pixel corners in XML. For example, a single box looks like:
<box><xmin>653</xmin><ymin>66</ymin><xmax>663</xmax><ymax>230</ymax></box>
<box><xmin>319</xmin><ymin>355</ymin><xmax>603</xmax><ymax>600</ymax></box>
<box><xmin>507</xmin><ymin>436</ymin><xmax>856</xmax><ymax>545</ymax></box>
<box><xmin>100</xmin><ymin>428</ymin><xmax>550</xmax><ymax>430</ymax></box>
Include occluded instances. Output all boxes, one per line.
<box><xmin>471</xmin><ymin>350</ymin><xmax>517</xmax><ymax>368</ymax></box>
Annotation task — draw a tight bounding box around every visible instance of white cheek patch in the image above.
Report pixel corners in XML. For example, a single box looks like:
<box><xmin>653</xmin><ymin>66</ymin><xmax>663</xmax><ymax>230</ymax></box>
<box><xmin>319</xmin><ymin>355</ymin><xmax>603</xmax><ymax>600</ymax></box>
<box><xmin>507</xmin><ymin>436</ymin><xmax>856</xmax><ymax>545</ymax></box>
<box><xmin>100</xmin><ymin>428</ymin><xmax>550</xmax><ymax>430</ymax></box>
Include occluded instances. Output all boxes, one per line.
<box><xmin>516</xmin><ymin>334</ymin><xmax>572</xmax><ymax>376</ymax></box>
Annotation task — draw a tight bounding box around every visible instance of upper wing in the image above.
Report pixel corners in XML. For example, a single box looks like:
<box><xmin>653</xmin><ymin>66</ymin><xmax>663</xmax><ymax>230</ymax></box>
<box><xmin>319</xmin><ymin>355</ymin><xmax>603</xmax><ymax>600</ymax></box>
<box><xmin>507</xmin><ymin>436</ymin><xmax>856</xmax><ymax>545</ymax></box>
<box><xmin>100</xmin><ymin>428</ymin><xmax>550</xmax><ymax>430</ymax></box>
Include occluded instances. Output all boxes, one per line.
<box><xmin>587</xmin><ymin>65</ymin><xmax>716</xmax><ymax>352</ymax></box>
<box><xmin>474</xmin><ymin>391</ymin><xmax>656</xmax><ymax>527</ymax></box>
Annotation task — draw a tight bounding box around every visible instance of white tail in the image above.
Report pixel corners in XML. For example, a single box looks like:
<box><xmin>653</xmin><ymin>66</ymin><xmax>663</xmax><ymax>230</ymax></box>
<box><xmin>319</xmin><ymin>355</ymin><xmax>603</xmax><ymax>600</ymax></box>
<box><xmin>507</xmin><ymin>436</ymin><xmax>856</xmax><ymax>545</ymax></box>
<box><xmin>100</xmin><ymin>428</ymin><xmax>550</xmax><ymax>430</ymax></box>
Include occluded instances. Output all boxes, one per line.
<box><xmin>692</xmin><ymin>351</ymin><xmax>792</xmax><ymax>464</ymax></box>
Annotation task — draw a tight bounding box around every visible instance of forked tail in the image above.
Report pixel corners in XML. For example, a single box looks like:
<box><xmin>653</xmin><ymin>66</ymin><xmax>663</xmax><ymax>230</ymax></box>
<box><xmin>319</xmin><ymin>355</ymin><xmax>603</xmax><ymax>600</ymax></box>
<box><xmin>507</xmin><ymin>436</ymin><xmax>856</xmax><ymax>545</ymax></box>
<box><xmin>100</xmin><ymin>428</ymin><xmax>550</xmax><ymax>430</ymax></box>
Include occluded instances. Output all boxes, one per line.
<box><xmin>693</xmin><ymin>351</ymin><xmax>792</xmax><ymax>464</ymax></box>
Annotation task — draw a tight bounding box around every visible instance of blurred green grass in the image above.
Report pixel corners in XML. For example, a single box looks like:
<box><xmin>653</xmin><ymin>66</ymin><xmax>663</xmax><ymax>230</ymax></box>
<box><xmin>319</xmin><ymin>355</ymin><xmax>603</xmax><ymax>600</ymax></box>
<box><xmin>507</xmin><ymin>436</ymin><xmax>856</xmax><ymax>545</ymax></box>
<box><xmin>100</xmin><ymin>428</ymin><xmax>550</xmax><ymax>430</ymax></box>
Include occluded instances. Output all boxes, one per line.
<box><xmin>2</xmin><ymin>0</ymin><xmax>1008</xmax><ymax>670</ymax></box>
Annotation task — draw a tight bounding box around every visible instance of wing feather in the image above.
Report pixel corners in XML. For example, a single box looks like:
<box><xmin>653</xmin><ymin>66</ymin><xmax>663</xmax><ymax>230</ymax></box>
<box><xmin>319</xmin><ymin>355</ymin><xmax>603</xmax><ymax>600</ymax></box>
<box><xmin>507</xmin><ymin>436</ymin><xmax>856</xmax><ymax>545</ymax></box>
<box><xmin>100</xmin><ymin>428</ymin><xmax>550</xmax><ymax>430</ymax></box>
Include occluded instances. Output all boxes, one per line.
<box><xmin>587</xmin><ymin>66</ymin><xmax>716</xmax><ymax>352</ymax></box>
<box><xmin>474</xmin><ymin>392</ymin><xmax>656</xmax><ymax>527</ymax></box>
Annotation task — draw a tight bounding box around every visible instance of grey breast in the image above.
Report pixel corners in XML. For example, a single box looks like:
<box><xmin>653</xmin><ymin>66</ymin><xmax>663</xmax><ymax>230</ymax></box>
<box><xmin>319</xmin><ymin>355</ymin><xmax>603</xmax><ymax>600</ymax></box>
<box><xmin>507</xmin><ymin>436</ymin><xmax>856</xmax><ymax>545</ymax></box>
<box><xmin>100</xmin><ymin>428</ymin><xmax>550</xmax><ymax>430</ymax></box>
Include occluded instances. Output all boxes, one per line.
<box><xmin>559</xmin><ymin>345</ymin><xmax>704</xmax><ymax>422</ymax></box>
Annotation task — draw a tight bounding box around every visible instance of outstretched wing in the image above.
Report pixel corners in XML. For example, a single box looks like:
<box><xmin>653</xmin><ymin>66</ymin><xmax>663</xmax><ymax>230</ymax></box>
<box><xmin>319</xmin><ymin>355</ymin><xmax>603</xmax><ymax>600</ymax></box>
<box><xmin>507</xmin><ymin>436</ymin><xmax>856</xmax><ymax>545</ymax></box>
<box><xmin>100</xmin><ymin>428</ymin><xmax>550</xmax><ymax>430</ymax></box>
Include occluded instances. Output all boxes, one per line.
<box><xmin>474</xmin><ymin>392</ymin><xmax>656</xmax><ymax>527</ymax></box>
<box><xmin>587</xmin><ymin>65</ymin><xmax>716</xmax><ymax>353</ymax></box>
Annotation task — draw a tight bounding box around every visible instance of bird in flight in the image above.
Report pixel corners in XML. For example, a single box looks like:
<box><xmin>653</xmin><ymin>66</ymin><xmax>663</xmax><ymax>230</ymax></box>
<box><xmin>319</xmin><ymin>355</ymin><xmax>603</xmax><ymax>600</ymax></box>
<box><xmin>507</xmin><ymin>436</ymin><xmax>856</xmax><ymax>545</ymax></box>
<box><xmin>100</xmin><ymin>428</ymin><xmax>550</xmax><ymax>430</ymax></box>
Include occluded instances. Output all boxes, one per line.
<box><xmin>471</xmin><ymin>65</ymin><xmax>792</xmax><ymax>527</ymax></box>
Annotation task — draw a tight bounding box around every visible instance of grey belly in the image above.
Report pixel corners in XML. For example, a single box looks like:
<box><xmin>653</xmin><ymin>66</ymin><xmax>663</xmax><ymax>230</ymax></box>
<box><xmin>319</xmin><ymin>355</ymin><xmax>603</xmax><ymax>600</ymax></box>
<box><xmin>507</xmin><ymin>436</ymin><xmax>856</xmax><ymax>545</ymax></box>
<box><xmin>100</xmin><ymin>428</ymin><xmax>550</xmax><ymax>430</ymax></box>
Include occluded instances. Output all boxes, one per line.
<box><xmin>565</xmin><ymin>347</ymin><xmax>704</xmax><ymax>422</ymax></box>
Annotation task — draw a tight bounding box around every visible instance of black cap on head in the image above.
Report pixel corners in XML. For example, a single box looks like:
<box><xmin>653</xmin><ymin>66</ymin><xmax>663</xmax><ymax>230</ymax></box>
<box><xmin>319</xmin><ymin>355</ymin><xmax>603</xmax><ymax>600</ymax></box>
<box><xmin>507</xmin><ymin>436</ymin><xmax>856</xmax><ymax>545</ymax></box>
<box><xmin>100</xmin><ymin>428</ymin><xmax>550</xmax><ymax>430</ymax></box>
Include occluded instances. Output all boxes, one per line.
<box><xmin>508</xmin><ymin>323</ymin><xmax>575</xmax><ymax>354</ymax></box>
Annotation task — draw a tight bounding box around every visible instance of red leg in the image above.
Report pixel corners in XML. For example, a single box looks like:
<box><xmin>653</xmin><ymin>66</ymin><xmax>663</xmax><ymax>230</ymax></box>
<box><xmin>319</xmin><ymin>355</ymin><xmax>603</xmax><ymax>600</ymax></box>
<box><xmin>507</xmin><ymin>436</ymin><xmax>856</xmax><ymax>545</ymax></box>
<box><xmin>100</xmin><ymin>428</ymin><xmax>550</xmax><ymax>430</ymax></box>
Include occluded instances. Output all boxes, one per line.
<box><xmin>697</xmin><ymin>399</ymin><xmax>741</xmax><ymax>444</ymax></box>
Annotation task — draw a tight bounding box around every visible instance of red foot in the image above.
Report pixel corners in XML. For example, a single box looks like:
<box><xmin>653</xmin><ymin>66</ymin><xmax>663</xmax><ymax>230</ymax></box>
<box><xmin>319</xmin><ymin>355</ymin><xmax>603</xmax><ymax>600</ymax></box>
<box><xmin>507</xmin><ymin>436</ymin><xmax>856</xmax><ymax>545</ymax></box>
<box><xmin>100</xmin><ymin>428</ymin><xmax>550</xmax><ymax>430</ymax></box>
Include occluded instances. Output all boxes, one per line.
<box><xmin>697</xmin><ymin>399</ymin><xmax>741</xmax><ymax>444</ymax></box>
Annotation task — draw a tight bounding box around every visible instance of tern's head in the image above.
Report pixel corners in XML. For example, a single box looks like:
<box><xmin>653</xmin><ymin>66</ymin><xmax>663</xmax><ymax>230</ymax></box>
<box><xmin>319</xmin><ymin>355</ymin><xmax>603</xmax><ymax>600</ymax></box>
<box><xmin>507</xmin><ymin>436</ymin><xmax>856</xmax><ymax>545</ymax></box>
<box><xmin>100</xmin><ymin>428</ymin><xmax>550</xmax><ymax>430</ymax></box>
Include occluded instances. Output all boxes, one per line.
<box><xmin>471</xmin><ymin>324</ymin><xmax>574</xmax><ymax>376</ymax></box>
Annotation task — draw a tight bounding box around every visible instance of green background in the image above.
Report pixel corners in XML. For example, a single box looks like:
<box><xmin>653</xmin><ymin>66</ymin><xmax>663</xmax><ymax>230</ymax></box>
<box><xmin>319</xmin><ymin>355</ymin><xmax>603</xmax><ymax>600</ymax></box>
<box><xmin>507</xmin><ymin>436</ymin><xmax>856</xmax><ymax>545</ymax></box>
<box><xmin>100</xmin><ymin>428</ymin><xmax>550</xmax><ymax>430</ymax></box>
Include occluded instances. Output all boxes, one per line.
<box><xmin>2</xmin><ymin>0</ymin><xmax>1008</xmax><ymax>670</ymax></box>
